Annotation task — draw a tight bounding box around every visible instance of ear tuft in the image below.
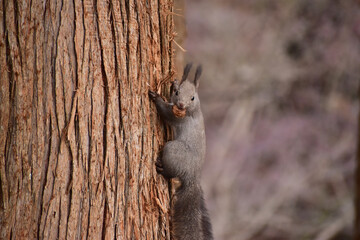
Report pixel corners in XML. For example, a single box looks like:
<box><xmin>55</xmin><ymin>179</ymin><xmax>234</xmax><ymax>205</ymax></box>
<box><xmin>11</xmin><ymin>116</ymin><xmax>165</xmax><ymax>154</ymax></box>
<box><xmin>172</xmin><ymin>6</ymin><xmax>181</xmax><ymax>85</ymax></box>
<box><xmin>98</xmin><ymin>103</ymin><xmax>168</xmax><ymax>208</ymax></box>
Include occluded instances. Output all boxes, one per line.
<box><xmin>194</xmin><ymin>65</ymin><xmax>202</xmax><ymax>88</ymax></box>
<box><xmin>181</xmin><ymin>63</ymin><xmax>193</xmax><ymax>84</ymax></box>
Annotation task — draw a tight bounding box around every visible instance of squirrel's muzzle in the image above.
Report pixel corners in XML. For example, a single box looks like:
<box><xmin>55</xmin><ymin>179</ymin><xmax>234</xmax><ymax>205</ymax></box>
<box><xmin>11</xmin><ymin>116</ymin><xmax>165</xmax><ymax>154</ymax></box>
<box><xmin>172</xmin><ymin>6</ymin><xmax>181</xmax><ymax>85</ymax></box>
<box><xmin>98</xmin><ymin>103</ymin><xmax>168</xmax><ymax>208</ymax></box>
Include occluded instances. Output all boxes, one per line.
<box><xmin>177</xmin><ymin>103</ymin><xmax>185</xmax><ymax>110</ymax></box>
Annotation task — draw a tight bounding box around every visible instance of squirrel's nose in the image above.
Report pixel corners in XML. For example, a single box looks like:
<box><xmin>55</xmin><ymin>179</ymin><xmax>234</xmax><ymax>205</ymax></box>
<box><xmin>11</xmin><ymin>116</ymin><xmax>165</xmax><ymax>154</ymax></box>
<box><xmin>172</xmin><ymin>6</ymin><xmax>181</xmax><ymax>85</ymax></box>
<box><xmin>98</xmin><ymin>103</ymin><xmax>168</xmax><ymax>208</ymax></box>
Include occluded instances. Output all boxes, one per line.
<box><xmin>178</xmin><ymin>103</ymin><xmax>185</xmax><ymax>110</ymax></box>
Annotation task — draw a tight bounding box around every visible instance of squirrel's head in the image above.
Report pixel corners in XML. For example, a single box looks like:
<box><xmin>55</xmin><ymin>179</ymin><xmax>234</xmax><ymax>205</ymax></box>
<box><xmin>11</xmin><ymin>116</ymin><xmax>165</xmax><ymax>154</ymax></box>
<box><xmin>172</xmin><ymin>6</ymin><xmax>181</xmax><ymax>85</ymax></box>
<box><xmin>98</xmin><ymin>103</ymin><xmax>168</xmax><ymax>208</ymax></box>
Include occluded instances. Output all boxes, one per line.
<box><xmin>171</xmin><ymin>63</ymin><xmax>202</xmax><ymax>115</ymax></box>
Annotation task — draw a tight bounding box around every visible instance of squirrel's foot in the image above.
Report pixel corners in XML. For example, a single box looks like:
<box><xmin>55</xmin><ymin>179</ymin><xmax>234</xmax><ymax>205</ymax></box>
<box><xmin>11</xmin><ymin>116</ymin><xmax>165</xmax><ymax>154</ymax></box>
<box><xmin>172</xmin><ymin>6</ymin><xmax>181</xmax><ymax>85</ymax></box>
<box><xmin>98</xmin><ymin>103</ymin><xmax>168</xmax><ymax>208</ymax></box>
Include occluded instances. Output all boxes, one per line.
<box><xmin>148</xmin><ymin>90</ymin><xmax>159</xmax><ymax>100</ymax></box>
<box><xmin>155</xmin><ymin>157</ymin><xmax>164</xmax><ymax>174</ymax></box>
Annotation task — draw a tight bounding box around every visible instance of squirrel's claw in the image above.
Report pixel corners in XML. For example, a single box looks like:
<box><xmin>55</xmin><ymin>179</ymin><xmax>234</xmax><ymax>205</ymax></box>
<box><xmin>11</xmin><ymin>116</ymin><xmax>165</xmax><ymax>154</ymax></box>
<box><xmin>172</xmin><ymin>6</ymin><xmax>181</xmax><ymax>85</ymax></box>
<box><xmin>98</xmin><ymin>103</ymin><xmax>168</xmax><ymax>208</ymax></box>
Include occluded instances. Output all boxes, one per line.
<box><xmin>148</xmin><ymin>90</ymin><xmax>159</xmax><ymax>100</ymax></box>
<box><xmin>156</xmin><ymin>165</ymin><xmax>164</xmax><ymax>174</ymax></box>
<box><xmin>155</xmin><ymin>158</ymin><xmax>164</xmax><ymax>174</ymax></box>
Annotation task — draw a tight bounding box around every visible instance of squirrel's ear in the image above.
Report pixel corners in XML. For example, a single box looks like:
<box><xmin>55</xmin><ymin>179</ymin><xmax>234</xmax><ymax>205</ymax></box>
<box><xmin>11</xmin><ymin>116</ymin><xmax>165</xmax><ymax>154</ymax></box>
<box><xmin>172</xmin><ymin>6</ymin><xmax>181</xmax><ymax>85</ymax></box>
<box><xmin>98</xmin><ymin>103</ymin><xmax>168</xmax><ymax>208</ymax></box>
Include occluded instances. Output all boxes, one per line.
<box><xmin>181</xmin><ymin>63</ymin><xmax>193</xmax><ymax>84</ymax></box>
<box><xmin>194</xmin><ymin>65</ymin><xmax>202</xmax><ymax>88</ymax></box>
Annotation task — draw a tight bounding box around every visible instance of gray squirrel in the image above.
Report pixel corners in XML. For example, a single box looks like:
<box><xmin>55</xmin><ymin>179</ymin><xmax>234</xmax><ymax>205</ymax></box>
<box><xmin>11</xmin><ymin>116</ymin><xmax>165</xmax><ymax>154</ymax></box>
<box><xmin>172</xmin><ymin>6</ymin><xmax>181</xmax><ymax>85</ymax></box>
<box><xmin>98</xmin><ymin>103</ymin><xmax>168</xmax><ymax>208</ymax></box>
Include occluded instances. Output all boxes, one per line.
<box><xmin>149</xmin><ymin>64</ymin><xmax>213</xmax><ymax>240</ymax></box>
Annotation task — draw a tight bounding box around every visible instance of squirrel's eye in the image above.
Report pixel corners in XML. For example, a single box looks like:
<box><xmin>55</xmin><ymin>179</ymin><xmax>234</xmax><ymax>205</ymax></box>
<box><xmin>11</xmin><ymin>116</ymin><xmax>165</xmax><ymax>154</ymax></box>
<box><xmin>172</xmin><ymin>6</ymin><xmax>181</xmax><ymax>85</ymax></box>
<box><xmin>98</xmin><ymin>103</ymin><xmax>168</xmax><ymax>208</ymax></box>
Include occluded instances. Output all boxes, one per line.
<box><xmin>175</xmin><ymin>91</ymin><xmax>179</xmax><ymax>96</ymax></box>
<box><xmin>191</xmin><ymin>96</ymin><xmax>195</xmax><ymax>101</ymax></box>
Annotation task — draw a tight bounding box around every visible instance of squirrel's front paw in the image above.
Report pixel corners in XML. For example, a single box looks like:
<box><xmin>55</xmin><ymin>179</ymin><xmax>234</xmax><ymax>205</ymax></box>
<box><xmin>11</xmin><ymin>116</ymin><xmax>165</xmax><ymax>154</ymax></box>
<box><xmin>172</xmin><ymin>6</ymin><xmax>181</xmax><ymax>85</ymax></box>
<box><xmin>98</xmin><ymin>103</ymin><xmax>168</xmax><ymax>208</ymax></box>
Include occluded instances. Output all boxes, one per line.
<box><xmin>148</xmin><ymin>90</ymin><xmax>159</xmax><ymax>100</ymax></box>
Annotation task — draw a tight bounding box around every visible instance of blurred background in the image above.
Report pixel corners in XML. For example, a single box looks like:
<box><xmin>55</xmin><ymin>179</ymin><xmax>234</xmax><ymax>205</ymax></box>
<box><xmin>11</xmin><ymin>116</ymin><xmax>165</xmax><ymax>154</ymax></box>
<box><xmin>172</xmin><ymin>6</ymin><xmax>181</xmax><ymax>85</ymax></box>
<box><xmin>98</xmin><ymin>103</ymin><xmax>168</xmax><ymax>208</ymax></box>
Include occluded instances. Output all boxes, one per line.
<box><xmin>180</xmin><ymin>0</ymin><xmax>360</xmax><ymax>239</ymax></box>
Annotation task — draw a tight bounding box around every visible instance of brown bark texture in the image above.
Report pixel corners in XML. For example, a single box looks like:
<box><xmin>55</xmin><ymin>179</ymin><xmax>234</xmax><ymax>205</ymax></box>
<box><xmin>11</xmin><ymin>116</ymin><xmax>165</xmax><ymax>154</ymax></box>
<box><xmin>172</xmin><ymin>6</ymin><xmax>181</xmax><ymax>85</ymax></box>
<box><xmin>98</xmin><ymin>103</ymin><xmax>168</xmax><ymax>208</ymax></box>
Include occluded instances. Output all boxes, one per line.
<box><xmin>0</xmin><ymin>0</ymin><xmax>175</xmax><ymax>239</ymax></box>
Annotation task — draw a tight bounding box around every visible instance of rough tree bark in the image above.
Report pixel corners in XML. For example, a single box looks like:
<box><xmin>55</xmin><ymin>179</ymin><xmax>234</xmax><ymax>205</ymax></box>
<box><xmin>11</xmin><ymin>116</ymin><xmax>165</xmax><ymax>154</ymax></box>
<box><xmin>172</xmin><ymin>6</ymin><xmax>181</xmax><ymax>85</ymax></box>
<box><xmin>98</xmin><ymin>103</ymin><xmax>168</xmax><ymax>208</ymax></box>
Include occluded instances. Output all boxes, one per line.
<box><xmin>0</xmin><ymin>0</ymin><xmax>176</xmax><ymax>239</ymax></box>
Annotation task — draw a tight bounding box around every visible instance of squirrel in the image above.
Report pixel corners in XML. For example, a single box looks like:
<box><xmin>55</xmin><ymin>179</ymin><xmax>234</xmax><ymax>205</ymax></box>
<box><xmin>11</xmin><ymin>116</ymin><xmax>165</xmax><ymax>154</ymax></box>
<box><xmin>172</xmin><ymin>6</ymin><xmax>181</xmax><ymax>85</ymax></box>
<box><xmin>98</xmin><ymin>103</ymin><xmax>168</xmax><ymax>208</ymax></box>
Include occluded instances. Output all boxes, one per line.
<box><xmin>149</xmin><ymin>64</ymin><xmax>213</xmax><ymax>240</ymax></box>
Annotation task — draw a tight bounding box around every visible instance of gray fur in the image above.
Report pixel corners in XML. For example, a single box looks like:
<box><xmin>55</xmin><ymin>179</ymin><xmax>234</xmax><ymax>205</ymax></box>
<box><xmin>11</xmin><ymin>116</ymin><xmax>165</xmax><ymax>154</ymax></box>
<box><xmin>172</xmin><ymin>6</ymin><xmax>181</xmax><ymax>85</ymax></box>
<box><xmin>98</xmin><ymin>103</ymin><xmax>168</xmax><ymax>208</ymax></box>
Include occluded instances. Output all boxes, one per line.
<box><xmin>149</xmin><ymin>64</ymin><xmax>213</xmax><ymax>240</ymax></box>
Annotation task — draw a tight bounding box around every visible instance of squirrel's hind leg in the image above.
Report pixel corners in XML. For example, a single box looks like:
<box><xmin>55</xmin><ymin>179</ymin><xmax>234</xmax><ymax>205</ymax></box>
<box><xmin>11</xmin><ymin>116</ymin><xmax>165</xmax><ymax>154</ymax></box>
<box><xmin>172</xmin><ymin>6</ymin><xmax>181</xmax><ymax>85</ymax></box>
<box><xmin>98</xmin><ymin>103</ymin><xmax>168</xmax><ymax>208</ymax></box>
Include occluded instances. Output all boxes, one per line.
<box><xmin>157</xmin><ymin>140</ymin><xmax>188</xmax><ymax>179</ymax></box>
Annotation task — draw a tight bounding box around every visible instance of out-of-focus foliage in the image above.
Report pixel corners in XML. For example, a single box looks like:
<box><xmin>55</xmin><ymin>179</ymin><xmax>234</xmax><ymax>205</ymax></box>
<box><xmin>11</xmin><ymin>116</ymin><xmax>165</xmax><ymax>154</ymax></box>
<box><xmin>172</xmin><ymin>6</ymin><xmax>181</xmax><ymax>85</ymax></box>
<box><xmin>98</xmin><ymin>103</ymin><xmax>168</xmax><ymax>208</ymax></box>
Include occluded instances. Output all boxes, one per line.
<box><xmin>184</xmin><ymin>0</ymin><xmax>360</xmax><ymax>239</ymax></box>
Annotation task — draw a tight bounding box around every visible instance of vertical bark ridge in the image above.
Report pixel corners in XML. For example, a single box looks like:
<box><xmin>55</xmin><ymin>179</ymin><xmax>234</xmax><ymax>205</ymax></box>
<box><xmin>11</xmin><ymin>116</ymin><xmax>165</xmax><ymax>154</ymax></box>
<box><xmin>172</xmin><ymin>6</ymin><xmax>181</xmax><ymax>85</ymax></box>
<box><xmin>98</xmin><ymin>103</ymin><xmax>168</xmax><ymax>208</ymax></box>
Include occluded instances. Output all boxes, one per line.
<box><xmin>1</xmin><ymin>0</ymin><xmax>12</xmax><ymax>215</ymax></box>
<box><xmin>33</xmin><ymin>0</ymin><xmax>47</xmax><ymax>233</ymax></box>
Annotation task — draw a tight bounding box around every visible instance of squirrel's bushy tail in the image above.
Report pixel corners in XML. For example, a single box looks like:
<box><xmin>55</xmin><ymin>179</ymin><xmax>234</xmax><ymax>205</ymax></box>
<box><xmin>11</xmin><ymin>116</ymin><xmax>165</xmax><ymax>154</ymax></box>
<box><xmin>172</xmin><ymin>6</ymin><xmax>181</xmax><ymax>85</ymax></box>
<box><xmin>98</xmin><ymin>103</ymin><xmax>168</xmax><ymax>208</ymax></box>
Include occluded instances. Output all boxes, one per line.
<box><xmin>200</xmin><ymin>192</ymin><xmax>213</xmax><ymax>240</ymax></box>
<box><xmin>173</xmin><ymin>182</ymin><xmax>213</xmax><ymax>240</ymax></box>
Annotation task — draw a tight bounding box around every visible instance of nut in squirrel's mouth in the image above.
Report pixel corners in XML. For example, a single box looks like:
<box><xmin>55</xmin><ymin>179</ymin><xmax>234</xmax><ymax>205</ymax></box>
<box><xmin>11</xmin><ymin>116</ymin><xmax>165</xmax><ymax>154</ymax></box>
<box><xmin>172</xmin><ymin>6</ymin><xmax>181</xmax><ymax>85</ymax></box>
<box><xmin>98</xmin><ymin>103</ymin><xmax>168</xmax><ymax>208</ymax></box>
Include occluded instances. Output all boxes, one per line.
<box><xmin>172</xmin><ymin>105</ymin><xmax>186</xmax><ymax>118</ymax></box>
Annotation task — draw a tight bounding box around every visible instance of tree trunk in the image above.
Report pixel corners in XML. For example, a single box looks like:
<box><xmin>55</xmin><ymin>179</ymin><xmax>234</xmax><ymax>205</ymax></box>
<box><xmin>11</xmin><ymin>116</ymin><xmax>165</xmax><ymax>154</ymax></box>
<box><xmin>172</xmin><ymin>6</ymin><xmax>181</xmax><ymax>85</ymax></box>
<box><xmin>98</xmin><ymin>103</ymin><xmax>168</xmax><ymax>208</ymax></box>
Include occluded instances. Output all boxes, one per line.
<box><xmin>0</xmin><ymin>0</ymin><xmax>175</xmax><ymax>239</ymax></box>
